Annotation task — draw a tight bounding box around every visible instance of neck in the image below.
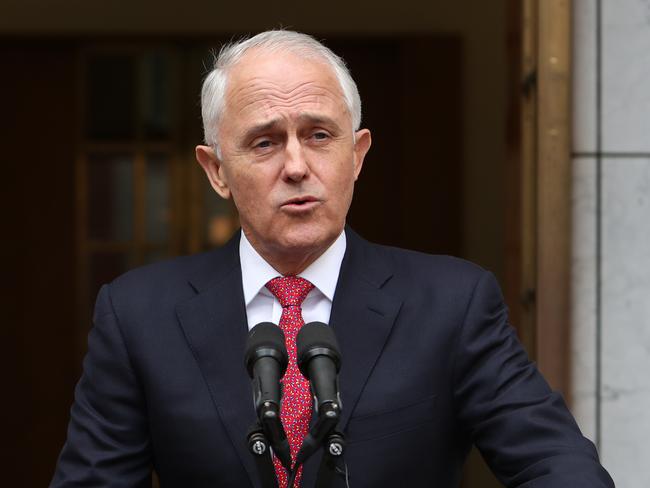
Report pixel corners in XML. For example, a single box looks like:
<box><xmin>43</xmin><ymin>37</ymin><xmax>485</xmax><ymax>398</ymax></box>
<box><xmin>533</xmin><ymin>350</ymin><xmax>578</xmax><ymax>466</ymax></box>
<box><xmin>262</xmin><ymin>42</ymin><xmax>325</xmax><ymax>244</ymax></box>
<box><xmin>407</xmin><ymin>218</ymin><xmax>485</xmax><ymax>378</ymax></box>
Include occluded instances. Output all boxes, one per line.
<box><xmin>258</xmin><ymin>245</ymin><xmax>326</xmax><ymax>276</ymax></box>
<box><xmin>243</xmin><ymin>230</ymin><xmax>339</xmax><ymax>276</ymax></box>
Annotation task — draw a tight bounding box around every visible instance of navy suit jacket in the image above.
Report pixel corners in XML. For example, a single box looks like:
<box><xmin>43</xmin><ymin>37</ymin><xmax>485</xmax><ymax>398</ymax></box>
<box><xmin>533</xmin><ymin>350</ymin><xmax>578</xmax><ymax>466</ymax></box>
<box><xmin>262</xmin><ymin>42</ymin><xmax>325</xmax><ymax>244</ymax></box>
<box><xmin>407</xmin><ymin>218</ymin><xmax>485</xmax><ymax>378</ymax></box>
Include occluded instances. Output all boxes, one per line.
<box><xmin>52</xmin><ymin>228</ymin><xmax>614</xmax><ymax>487</ymax></box>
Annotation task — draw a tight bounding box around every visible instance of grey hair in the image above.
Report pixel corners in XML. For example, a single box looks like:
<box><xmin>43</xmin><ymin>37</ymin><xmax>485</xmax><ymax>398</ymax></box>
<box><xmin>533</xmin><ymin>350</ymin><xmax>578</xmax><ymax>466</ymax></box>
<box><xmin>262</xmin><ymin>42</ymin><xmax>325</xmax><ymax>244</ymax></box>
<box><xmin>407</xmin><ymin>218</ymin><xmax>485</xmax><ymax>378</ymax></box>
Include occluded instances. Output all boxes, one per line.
<box><xmin>200</xmin><ymin>30</ymin><xmax>362</xmax><ymax>153</ymax></box>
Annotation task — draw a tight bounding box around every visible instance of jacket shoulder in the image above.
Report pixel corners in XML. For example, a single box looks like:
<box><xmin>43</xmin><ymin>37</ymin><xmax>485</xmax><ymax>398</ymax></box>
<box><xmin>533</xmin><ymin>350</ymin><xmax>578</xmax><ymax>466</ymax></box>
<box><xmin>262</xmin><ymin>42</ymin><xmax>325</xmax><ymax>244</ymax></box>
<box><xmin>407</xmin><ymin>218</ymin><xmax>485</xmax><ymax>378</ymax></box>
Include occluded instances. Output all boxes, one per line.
<box><xmin>366</xmin><ymin>241</ymin><xmax>489</xmax><ymax>285</ymax></box>
<box><xmin>100</xmin><ymin>248</ymin><xmax>234</xmax><ymax>322</ymax></box>
<box><xmin>112</xmin><ymin>250</ymin><xmax>215</xmax><ymax>289</ymax></box>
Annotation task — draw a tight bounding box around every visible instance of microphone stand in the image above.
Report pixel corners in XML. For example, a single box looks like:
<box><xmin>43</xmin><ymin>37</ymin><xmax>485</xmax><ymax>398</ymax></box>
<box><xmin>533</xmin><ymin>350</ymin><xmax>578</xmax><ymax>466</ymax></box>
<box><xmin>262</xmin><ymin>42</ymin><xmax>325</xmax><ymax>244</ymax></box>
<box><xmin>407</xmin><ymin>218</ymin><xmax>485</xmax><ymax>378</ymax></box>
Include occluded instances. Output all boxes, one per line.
<box><xmin>314</xmin><ymin>431</ymin><xmax>346</xmax><ymax>488</ymax></box>
<box><xmin>247</xmin><ymin>422</ymin><xmax>279</xmax><ymax>488</ymax></box>
<box><xmin>248</xmin><ymin>424</ymin><xmax>346</xmax><ymax>488</ymax></box>
<box><xmin>289</xmin><ymin>402</ymin><xmax>347</xmax><ymax>488</ymax></box>
<box><xmin>247</xmin><ymin>399</ymin><xmax>293</xmax><ymax>488</ymax></box>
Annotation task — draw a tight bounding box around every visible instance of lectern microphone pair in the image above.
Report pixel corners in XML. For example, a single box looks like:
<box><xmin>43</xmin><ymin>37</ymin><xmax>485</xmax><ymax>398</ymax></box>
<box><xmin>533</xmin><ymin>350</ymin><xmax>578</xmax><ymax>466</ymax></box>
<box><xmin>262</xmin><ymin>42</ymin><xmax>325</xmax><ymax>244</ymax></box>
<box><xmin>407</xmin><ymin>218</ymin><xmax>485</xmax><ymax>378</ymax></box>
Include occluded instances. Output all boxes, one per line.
<box><xmin>244</xmin><ymin>322</ymin><xmax>345</xmax><ymax>488</ymax></box>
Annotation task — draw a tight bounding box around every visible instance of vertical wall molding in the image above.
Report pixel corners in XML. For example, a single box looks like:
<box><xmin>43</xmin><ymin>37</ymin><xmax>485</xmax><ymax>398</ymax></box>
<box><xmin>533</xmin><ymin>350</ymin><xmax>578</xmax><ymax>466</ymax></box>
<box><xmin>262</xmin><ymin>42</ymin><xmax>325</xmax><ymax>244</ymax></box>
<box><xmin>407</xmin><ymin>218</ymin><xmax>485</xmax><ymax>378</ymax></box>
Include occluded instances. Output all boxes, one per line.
<box><xmin>535</xmin><ymin>0</ymin><xmax>573</xmax><ymax>398</ymax></box>
<box><xmin>594</xmin><ymin>0</ymin><xmax>603</xmax><ymax>451</ymax></box>
<box><xmin>518</xmin><ymin>0</ymin><xmax>539</xmax><ymax>359</ymax></box>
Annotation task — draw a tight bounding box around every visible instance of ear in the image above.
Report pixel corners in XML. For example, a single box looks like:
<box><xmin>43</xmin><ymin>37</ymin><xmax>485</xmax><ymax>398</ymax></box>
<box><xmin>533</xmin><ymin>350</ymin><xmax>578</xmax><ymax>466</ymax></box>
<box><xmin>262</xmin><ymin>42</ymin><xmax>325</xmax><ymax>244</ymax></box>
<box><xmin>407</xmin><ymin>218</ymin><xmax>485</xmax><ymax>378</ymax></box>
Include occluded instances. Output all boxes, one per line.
<box><xmin>195</xmin><ymin>145</ymin><xmax>231</xmax><ymax>199</ymax></box>
<box><xmin>352</xmin><ymin>129</ymin><xmax>372</xmax><ymax>180</ymax></box>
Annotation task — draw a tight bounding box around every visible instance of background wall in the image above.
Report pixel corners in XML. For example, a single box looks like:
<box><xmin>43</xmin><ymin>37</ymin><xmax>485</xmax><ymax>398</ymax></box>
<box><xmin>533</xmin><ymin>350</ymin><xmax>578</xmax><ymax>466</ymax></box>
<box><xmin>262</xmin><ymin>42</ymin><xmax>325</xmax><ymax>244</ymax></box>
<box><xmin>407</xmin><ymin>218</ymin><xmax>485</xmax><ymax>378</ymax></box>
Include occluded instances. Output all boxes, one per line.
<box><xmin>0</xmin><ymin>0</ymin><xmax>508</xmax><ymax>278</ymax></box>
<box><xmin>572</xmin><ymin>0</ymin><xmax>650</xmax><ymax>486</ymax></box>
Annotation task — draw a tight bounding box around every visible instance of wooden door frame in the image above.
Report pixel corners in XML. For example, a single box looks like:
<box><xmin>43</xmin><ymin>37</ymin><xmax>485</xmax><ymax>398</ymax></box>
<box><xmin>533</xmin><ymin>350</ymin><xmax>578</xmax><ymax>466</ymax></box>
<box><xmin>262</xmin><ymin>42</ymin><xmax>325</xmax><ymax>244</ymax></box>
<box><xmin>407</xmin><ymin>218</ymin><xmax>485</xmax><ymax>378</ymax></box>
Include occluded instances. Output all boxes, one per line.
<box><xmin>514</xmin><ymin>0</ymin><xmax>573</xmax><ymax>400</ymax></box>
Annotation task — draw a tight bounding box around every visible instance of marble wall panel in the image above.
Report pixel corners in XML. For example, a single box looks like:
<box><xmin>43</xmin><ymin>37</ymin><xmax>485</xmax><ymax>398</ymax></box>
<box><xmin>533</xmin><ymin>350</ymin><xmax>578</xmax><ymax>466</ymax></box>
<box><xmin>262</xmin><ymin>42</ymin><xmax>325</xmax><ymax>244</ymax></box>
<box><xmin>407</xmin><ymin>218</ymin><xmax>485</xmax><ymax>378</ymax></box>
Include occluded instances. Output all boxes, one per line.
<box><xmin>570</xmin><ymin>157</ymin><xmax>598</xmax><ymax>441</ymax></box>
<box><xmin>602</xmin><ymin>0</ymin><xmax>650</xmax><ymax>152</ymax></box>
<box><xmin>601</xmin><ymin>157</ymin><xmax>650</xmax><ymax>486</ymax></box>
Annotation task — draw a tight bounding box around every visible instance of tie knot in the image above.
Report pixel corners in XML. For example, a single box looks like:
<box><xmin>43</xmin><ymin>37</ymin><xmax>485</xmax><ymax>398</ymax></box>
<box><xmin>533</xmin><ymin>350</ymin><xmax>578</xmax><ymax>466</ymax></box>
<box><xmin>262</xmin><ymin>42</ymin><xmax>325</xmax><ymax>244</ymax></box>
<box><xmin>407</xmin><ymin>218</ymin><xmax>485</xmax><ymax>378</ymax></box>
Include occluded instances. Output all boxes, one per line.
<box><xmin>266</xmin><ymin>276</ymin><xmax>314</xmax><ymax>308</ymax></box>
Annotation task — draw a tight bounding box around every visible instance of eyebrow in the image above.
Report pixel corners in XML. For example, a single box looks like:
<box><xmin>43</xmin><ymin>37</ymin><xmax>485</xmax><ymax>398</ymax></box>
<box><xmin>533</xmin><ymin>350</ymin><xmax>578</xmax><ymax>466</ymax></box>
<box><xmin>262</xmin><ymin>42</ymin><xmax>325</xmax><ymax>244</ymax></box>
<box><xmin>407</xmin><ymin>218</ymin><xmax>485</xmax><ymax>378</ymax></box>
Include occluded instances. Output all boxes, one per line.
<box><xmin>240</xmin><ymin>113</ymin><xmax>341</xmax><ymax>143</ymax></box>
<box><xmin>241</xmin><ymin>119</ymin><xmax>283</xmax><ymax>143</ymax></box>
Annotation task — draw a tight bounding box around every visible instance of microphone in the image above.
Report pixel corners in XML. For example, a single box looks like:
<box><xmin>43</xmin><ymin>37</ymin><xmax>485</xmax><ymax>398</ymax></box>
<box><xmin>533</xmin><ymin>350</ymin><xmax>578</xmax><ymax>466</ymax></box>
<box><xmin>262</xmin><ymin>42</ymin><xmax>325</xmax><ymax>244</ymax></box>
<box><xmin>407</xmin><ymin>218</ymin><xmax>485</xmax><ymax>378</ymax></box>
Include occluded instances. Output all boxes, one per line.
<box><xmin>244</xmin><ymin>322</ymin><xmax>288</xmax><ymax>411</ymax></box>
<box><xmin>294</xmin><ymin>322</ymin><xmax>343</xmax><ymax>468</ymax></box>
<box><xmin>244</xmin><ymin>322</ymin><xmax>292</xmax><ymax>470</ymax></box>
<box><xmin>296</xmin><ymin>322</ymin><xmax>342</xmax><ymax>413</ymax></box>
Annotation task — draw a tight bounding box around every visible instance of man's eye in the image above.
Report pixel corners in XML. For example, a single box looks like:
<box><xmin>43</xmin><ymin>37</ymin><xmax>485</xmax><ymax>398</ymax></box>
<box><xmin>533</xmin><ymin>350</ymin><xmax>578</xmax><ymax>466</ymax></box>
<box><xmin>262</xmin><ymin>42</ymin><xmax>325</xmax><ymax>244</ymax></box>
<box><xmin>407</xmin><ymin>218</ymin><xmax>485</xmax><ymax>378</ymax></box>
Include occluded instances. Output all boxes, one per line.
<box><xmin>312</xmin><ymin>132</ymin><xmax>329</xmax><ymax>140</ymax></box>
<box><xmin>254</xmin><ymin>139</ymin><xmax>273</xmax><ymax>149</ymax></box>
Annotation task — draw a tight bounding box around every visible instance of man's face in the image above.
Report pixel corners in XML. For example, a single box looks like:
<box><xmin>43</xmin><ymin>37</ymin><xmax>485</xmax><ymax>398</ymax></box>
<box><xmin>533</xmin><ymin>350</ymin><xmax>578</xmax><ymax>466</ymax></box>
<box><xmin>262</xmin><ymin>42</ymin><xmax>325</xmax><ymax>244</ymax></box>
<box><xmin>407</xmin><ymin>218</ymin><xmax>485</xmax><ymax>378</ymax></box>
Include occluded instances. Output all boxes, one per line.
<box><xmin>196</xmin><ymin>49</ymin><xmax>371</xmax><ymax>271</ymax></box>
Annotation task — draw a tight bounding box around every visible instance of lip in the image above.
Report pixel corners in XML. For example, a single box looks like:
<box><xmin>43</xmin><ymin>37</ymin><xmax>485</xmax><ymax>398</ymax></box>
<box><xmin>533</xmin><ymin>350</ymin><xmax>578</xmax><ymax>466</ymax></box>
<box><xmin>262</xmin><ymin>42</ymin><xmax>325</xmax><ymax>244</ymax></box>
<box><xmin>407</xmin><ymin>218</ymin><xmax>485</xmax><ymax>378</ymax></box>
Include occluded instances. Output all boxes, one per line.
<box><xmin>280</xmin><ymin>196</ymin><xmax>321</xmax><ymax>213</ymax></box>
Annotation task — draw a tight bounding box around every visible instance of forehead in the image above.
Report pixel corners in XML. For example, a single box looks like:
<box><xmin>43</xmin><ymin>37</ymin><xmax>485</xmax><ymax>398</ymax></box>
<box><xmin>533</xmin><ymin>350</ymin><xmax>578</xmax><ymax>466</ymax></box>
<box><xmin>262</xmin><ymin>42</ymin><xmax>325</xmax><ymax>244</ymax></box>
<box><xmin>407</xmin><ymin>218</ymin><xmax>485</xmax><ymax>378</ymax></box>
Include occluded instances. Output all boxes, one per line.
<box><xmin>223</xmin><ymin>49</ymin><xmax>349</xmax><ymax>126</ymax></box>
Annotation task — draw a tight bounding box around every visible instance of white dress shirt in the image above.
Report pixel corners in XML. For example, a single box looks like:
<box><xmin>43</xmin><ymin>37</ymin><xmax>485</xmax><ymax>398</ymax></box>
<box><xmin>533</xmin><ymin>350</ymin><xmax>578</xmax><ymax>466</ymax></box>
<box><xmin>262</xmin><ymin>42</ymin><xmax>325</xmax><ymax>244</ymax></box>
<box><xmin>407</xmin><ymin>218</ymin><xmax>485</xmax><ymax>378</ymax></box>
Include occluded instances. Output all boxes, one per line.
<box><xmin>239</xmin><ymin>230</ymin><xmax>346</xmax><ymax>330</ymax></box>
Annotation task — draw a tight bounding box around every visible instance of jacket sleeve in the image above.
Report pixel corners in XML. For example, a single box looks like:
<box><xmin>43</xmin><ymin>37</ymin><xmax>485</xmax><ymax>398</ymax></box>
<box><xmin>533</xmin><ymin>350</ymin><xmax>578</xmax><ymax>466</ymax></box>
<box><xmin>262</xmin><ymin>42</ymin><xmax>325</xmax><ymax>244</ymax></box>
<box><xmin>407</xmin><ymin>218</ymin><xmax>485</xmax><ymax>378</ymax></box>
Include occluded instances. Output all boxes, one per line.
<box><xmin>50</xmin><ymin>284</ymin><xmax>152</xmax><ymax>487</ymax></box>
<box><xmin>452</xmin><ymin>271</ymin><xmax>614</xmax><ymax>487</ymax></box>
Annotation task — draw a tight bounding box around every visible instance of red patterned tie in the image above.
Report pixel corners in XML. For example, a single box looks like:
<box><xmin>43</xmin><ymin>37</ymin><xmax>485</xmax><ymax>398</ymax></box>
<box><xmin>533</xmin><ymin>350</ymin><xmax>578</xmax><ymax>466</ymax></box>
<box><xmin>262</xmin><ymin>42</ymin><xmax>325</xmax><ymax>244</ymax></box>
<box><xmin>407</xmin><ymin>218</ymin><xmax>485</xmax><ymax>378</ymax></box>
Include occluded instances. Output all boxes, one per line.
<box><xmin>266</xmin><ymin>276</ymin><xmax>315</xmax><ymax>488</ymax></box>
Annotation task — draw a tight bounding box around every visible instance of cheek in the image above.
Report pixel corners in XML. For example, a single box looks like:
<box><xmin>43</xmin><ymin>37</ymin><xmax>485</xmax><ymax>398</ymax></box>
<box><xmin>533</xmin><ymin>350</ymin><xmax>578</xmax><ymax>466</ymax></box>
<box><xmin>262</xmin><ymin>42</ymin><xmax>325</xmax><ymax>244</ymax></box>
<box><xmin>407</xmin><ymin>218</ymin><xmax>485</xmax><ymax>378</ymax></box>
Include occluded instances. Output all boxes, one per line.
<box><xmin>327</xmin><ymin>175</ymin><xmax>356</xmax><ymax>215</ymax></box>
<box><xmin>226</xmin><ymin>166</ymin><xmax>271</xmax><ymax>203</ymax></box>
<box><xmin>228</xmin><ymin>178</ymin><xmax>264</xmax><ymax>218</ymax></box>
<box><xmin>333</xmin><ymin>164</ymin><xmax>357</xmax><ymax>194</ymax></box>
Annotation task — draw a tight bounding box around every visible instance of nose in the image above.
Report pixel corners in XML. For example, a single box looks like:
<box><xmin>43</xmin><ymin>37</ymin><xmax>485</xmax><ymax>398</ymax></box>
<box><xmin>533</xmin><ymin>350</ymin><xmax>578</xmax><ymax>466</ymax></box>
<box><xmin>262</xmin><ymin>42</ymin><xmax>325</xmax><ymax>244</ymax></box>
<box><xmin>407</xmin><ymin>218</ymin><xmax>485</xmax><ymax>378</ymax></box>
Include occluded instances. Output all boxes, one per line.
<box><xmin>281</xmin><ymin>136</ymin><xmax>309</xmax><ymax>182</ymax></box>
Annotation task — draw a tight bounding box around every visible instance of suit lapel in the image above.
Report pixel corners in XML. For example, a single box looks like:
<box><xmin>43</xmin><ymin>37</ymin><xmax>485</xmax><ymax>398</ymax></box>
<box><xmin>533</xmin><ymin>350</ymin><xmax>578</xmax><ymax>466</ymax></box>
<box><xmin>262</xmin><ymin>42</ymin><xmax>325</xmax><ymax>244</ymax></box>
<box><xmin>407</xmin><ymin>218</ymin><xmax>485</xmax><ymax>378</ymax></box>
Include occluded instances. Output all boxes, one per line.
<box><xmin>175</xmin><ymin>233</ymin><xmax>259</xmax><ymax>486</ymax></box>
<box><xmin>331</xmin><ymin>229</ymin><xmax>403</xmax><ymax>430</ymax></box>
<box><xmin>302</xmin><ymin>228</ymin><xmax>403</xmax><ymax>485</ymax></box>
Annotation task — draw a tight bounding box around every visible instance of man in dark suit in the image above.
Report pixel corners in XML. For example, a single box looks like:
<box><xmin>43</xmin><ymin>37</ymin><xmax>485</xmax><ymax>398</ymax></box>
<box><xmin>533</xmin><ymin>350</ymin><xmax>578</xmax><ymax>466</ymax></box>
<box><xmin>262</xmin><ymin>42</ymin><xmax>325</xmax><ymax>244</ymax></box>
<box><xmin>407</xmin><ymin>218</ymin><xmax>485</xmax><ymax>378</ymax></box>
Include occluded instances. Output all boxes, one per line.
<box><xmin>52</xmin><ymin>30</ymin><xmax>614</xmax><ymax>487</ymax></box>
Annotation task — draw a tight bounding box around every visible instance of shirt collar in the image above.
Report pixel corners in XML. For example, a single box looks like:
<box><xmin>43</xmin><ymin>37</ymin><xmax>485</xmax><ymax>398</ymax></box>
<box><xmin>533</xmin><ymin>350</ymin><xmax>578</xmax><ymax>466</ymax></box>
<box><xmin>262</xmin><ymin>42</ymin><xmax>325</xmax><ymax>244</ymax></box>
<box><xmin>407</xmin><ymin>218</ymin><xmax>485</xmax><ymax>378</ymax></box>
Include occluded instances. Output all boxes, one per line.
<box><xmin>239</xmin><ymin>229</ymin><xmax>346</xmax><ymax>306</ymax></box>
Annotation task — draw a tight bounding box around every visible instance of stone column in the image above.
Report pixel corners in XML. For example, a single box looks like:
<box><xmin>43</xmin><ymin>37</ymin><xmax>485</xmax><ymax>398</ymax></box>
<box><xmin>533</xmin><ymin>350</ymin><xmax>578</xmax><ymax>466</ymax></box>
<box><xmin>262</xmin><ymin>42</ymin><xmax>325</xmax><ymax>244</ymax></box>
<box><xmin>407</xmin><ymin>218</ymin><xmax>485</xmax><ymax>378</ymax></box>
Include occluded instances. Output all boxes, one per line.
<box><xmin>572</xmin><ymin>1</ymin><xmax>650</xmax><ymax>486</ymax></box>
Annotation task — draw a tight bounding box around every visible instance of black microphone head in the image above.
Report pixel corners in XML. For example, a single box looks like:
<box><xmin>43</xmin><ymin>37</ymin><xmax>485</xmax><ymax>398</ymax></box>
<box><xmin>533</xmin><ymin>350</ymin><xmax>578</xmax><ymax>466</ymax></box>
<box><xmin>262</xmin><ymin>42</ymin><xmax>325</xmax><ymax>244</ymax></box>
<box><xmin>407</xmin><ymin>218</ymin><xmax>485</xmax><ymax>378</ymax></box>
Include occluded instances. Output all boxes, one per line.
<box><xmin>244</xmin><ymin>322</ymin><xmax>288</xmax><ymax>378</ymax></box>
<box><xmin>296</xmin><ymin>322</ymin><xmax>341</xmax><ymax>378</ymax></box>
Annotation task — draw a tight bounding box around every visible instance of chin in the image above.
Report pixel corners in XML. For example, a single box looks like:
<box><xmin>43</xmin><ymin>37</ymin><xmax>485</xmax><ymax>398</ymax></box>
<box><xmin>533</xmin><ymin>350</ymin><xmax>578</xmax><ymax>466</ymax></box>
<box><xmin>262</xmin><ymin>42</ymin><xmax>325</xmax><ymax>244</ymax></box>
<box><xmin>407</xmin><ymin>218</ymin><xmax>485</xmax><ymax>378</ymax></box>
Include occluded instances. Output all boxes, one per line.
<box><xmin>277</xmin><ymin>224</ymin><xmax>339</xmax><ymax>254</ymax></box>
